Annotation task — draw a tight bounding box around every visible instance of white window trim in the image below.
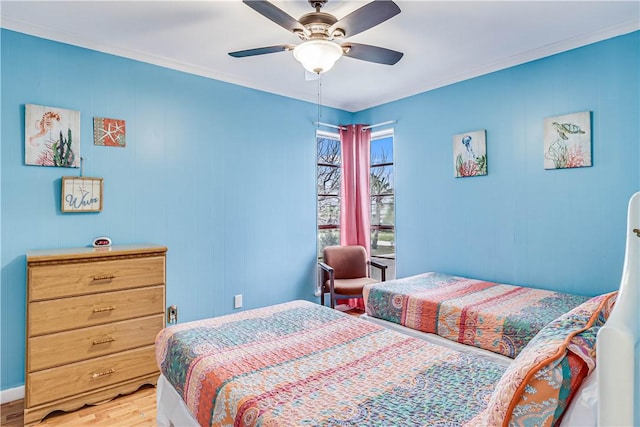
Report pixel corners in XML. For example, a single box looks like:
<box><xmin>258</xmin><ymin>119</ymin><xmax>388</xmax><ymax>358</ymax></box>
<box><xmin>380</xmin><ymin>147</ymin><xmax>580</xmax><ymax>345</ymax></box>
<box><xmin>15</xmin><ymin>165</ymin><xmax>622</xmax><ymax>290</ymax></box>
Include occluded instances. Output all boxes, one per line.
<box><xmin>371</xmin><ymin>128</ymin><xmax>394</xmax><ymax>140</ymax></box>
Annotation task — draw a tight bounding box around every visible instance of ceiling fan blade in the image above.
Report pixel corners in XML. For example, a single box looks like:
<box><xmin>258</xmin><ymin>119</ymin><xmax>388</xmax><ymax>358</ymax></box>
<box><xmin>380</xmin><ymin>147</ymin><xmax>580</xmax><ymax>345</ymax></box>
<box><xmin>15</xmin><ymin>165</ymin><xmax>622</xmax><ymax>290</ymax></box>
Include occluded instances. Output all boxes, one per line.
<box><xmin>243</xmin><ymin>0</ymin><xmax>308</xmax><ymax>35</ymax></box>
<box><xmin>342</xmin><ymin>43</ymin><xmax>403</xmax><ymax>65</ymax></box>
<box><xmin>229</xmin><ymin>45</ymin><xmax>294</xmax><ymax>58</ymax></box>
<box><xmin>329</xmin><ymin>1</ymin><xmax>400</xmax><ymax>38</ymax></box>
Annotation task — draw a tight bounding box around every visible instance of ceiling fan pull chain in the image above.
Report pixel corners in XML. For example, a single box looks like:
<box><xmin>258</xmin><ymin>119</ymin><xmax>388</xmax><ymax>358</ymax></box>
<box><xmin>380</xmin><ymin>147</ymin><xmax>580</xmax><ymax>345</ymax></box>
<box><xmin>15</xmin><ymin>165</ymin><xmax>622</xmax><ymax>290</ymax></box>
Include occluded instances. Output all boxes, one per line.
<box><xmin>317</xmin><ymin>74</ymin><xmax>322</xmax><ymax>125</ymax></box>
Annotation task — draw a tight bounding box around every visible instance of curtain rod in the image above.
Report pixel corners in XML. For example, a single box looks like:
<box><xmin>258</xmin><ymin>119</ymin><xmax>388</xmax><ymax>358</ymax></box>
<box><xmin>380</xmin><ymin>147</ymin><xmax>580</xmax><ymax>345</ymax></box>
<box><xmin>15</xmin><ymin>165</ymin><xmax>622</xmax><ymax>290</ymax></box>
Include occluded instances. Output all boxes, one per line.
<box><xmin>314</xmin><ymin>121</ymin><xmax>347</xmax><ymax>130</ymax></box>
<box><xmin>363</xmin><ymin>120</ymin><xmax>397</xmax><ymax>130</ymax></box>
<box><xmin>313</xmin><ymin>120</ymin><xmax>397</xmax><ymax>131</ymax></box>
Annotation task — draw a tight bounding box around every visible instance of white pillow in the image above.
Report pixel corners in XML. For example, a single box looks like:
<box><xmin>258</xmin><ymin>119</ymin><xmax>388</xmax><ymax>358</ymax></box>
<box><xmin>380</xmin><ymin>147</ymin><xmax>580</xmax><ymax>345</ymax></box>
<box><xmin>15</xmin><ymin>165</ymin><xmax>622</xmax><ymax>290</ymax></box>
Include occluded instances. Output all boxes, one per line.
<box><xmin>560</xmin><ymin>369</ymin><xmax>598</xmax><ymax>426</ymax></box>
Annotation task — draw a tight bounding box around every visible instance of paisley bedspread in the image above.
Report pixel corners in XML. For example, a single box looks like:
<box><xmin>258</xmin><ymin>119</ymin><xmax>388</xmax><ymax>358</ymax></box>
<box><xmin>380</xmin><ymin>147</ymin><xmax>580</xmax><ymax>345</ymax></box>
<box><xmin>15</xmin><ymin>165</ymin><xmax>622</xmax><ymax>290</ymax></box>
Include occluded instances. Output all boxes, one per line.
<box><xmin>363</xmin><ymin>272</ymin><xmax>589</xmax><ymax>358</ymax></box>
<box><xmin>155</xmin><ymin>300</ymin><xmax>507</xmax><ymax>427</ymax></box>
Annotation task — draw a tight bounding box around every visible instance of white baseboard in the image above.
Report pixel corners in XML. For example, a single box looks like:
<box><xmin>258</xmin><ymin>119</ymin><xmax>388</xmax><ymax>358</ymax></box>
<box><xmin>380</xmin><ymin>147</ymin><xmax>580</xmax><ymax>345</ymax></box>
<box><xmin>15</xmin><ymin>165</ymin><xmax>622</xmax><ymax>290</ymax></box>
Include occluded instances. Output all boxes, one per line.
<box><xmin>1</xmin><ymin>385</ymin><xmax>24</xmax><ymax>404</ymax></box>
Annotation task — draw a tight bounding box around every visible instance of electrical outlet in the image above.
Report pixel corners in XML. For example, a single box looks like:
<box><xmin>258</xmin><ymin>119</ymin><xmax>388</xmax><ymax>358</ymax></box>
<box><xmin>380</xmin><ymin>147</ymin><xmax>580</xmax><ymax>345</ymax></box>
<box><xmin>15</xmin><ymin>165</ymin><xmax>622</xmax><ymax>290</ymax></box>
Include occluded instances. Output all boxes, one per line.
<box><xmin>167</xmin><ymin>305</ymin><xmax>178</xmax><ymax>324</ymax></box>
<box><xmin>234</xmin><ymin>294</ymin><xmax>243</xmax><ymax>309</ymax></box>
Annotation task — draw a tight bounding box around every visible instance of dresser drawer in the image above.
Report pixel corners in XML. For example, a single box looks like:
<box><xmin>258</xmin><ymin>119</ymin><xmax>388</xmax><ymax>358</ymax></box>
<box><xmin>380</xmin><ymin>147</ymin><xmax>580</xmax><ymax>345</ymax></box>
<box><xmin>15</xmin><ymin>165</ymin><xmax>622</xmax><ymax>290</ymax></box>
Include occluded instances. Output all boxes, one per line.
<box><xmin>28</xmin><ymin>286</ymin><xmax>164</xmax><ymax>337</ymax></box>
<box><xmin>27</xmin><ymin>345</ymin><xmax>158</xmax><ymax>407</ymax></box>
<box><xmin>29</xmin><ymin>256</ymin><xmax>165</xmax><ymax>301</ymax></box>
<box><xmin>28</xmin><ymin>314</ymin><xmax>164</xmax><ymax>372</ymax></box>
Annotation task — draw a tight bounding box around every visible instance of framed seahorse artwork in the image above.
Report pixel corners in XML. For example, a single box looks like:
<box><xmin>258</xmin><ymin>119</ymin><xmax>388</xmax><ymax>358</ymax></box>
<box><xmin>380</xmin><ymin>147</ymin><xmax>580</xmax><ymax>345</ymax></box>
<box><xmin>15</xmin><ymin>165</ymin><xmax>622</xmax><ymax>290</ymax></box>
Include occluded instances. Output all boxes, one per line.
<box><xmin>453</xmin><ymin>129</ymin><xmax>487</xmax><ymax>178</ymax></box>
<box><xmin>544</xmin><ymin>111</ymin><xmax>592</xmax><ymax>169</ymax></box>
<box><xmin>25</xmin><ymin>104</ymin><xmax>81</xmax><ymax>167</ymax></box>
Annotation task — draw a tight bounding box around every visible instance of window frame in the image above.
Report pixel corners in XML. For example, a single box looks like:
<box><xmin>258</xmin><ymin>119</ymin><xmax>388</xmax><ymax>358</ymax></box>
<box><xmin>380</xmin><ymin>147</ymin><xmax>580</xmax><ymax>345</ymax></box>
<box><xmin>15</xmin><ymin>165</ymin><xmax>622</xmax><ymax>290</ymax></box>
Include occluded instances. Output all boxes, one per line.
<box><xmin>316</xmin><ymin>130</ymin><xmax>342</xmax><ymax>257</ymax></box>
<box><xmin>315</xmin><ymin>128</ymin><xmax>395</xmax><ymax>253</ymax></box>
<box><xmin>369</xmin><ymin>129</ymin><xmax>395</xmax><ymax>261</ymax></box>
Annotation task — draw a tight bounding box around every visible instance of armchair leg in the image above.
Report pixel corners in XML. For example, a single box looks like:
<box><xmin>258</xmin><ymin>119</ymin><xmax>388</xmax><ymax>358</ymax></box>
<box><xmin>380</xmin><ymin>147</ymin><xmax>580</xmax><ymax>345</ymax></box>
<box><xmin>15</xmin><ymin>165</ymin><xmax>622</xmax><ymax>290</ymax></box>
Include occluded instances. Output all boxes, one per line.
<box><xmin>320</xmin><ymin>290</ymin><xmax>325</xmax><ymax>307</ymax></box>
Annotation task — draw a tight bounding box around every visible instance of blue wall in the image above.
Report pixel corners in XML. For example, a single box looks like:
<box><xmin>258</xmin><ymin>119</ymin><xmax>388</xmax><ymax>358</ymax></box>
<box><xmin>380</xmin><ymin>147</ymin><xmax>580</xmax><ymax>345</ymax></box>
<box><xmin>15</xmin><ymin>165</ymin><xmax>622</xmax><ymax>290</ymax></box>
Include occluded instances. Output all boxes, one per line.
<box><xmin>0</xmin><ymin>29</ymin><xmax>351</xmax><ymax>390</ymax></box>
<box><xmin>359</xmin><ymin>33</ymin><xmax>640</xmax><ymax>421</ymax></box>
<box><xmin>1</xmin><ymin>28</ymin><xmax>638</xmax><ymax>400</ymax></box>
<box><xmin>358</xmin><ymin>31</ymin><xmax>639</xmax><ymax>297</ymax></box>
<box><xmin>361</xmin><ymin>32</ymin><xmax>640</xmax><ymax>421</ymax></box>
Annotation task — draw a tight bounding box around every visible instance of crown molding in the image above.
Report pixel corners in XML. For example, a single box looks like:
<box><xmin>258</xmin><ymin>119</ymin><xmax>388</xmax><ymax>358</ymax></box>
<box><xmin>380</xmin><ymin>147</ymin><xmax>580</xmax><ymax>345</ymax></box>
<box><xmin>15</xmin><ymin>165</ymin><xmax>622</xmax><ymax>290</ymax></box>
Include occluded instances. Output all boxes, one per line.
<box><xmin>340</xmin><ymin>20</ymin><xmax>640</xmax><ymax>112</ymax></box>
<box><xmin>2</xmin><ymin>17</ymin><xmax>638</xmax><ymax>113</ymax></box>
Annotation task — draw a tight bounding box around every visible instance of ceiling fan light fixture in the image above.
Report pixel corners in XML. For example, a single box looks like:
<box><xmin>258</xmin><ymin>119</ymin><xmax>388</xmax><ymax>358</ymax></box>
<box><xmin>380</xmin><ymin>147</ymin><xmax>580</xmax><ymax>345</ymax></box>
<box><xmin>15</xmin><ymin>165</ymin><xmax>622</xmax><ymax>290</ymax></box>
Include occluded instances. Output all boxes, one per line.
<box><xmin>293</xmin><ymin>40</ymin><xmax>343</xmax><ymax>74</ymax></box>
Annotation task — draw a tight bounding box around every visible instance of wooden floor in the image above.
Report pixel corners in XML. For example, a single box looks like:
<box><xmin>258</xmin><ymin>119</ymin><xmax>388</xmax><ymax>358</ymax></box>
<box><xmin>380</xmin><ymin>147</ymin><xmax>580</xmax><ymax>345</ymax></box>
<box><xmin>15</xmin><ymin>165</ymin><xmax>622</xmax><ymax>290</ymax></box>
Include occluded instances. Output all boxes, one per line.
<box><xmin>344</xmin><ymin>308</ymin><xmax>365</xmax><ymax>316</ymax></box>
<box><xmin>1</xmin><ymin>385</ymin><xmax>157</xmax><ymax>427</ymax></box>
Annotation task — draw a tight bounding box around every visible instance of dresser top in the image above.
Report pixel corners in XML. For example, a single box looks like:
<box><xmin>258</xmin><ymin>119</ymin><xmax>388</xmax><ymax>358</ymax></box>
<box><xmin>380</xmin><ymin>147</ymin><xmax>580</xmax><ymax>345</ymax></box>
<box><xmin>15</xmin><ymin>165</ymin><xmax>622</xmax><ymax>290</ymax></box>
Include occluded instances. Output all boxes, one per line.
<box><xmin>27</xmin><ymin>244</ymin><xmax>167</xmax><ymax>263</ymax></box>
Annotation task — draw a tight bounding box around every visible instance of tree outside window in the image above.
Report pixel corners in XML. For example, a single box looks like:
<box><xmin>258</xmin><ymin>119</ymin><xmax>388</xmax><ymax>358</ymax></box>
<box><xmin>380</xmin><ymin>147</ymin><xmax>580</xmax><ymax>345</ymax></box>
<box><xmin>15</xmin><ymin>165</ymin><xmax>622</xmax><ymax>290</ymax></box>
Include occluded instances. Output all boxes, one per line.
<box><xmin>317</xmin><ymin>135</ymin><xmax>341</xmax><ymax>256</ymax></box>
<box><xmin>370</xmin><ymin>136</ymin><xmax>394</xmax><ymax>260</ymax></box>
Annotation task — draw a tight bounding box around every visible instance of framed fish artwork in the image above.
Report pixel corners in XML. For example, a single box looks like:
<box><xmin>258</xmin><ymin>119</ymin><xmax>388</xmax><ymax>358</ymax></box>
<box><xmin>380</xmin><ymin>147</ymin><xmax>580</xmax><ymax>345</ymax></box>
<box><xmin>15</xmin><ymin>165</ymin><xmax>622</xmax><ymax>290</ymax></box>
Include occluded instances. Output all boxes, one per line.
<box><xmin>544</xmin><ymin>111</ymin><xmax>592</xmax><ymax>169</ymax></box>
<box><xmin>453</xmin><ymin>129</ymin><xmax>487</xmax><ymax>177</ymax></box>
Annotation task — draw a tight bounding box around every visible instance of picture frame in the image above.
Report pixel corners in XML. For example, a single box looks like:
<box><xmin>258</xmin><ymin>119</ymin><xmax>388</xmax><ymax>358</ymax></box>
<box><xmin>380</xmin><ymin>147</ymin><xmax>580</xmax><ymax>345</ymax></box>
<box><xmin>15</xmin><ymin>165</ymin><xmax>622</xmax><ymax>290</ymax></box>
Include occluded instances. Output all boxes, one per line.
<box><xmin>94</xmin><ymin>117</ymin><xmax>126</xmax><ymax>147</ymax></box>
<box><xmin>453</xmin><ymin>129</ymin><xmax>487</xmax><ymax>177</ymax></box>
<box><xmin>61</xmin><ymin>177</ymin><xmax>103</xmax><ymax>212</ymax></box>
<box><xmin>544</xmin><ymin>111</ymin><xmax>592</xmax><ymax>169</ymax></box>
<box><xmin>25</xmin><ymin>104</ymin><xmax>81</xmax><ymax>167</ymax></box>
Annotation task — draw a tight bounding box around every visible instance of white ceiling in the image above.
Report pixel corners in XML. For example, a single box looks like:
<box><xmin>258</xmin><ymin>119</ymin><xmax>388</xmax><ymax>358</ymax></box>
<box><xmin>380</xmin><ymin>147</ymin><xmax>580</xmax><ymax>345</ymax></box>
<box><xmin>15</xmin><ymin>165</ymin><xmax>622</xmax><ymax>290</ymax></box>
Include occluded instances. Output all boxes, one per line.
<box><xmin>1</xmin><ymin>1</ymin><xmax>638</xmax><ymax>112</ymax></box>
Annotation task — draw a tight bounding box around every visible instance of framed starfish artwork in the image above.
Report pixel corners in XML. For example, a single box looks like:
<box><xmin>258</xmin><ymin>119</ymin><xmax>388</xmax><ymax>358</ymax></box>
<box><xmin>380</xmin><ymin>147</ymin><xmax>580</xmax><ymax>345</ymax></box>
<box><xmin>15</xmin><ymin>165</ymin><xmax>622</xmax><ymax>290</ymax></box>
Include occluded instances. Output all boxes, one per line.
<box><xmin>93</xmin><ymin>117</ymin><xmax>126</xmax><ymax>147</ymax></box>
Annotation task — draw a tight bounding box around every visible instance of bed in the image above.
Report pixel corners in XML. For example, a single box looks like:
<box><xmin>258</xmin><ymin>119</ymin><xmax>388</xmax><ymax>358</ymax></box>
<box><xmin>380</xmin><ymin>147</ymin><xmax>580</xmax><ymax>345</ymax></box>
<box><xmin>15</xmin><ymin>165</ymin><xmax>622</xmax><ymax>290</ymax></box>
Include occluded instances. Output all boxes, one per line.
<box><xmin>155</xmin><ymin>192</ymin><xmax>638</xmax><ymax>427</ymax></box>
<box><xmin>362</xmin><ymin>272</ymin><xmax>590</xmax><ymax>358</ymax></box>
<box><xmin>157</xmin><ymin>300</ymin><xmax>509</xmax><ymax>426</ymax></box>
<box><xmin>156</xmin><ymin>294</ymin><xmax>612</xmax><ymax>427</ymax></box>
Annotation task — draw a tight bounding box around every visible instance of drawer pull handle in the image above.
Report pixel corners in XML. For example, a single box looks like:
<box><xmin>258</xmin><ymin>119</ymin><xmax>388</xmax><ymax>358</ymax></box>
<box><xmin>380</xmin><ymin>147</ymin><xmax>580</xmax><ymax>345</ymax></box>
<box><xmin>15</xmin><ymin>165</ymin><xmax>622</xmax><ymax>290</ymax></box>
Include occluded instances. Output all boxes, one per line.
<box><xmin>92</xmin><ymin>306</ymin><xmax>116</xmax><ymax>313</ymax></box>
<box><xmin>92</xmin><ymin>337</ymin><xmax>116</xmax><ymax>345</ymax></box>
<box><xmin>91</xmin><ymin>368</ymin><xmax>116</xmax><ymax>379</ymax></box>
<box><xmin>92</xmin><ymin>275</ymin><xmax>116</xmax><ymax>282</ymax></box>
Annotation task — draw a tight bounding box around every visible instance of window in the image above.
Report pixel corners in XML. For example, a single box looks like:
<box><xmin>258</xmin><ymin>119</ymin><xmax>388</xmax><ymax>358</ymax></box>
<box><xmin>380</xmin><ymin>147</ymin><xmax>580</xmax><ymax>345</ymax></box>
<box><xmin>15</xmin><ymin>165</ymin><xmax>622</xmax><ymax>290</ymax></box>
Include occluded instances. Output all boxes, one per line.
<box><xmin>317</xmin><ymin>132</ymin><xmax>341</xmax><ymax>256</ymax></box>
<box><xmin>316</xmin><ymin>129</ymin><xmax>395</xmax><ymax>280</ymax></box>
<box><xmin>370</xmin><ymin>131</ymin><xmax>395</xmax><ymax>279</ymax></box>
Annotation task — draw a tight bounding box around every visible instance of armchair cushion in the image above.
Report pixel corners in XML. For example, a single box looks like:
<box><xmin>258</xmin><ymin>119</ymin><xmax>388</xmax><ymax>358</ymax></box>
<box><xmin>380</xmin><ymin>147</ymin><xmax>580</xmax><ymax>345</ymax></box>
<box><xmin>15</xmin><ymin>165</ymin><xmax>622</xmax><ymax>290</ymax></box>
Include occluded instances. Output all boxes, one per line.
<box><xmin>327</xmin><ymin>277</ymin><xmax>379</xmax><ymax>296</ymax></box>
<box><xmin>323</xmin><ymin>245</ymin><xmax>368</xmax><ymax>279</ymax></box>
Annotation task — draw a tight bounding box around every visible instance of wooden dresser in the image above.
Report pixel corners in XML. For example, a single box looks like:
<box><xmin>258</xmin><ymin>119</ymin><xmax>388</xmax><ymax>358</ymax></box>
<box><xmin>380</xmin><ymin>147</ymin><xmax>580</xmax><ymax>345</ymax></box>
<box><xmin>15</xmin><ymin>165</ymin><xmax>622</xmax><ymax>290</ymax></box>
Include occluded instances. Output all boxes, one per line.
<box><xmin>24</xmin><ymin>244</ymin><xmax>167</xmax><ymax>426</ymax></box>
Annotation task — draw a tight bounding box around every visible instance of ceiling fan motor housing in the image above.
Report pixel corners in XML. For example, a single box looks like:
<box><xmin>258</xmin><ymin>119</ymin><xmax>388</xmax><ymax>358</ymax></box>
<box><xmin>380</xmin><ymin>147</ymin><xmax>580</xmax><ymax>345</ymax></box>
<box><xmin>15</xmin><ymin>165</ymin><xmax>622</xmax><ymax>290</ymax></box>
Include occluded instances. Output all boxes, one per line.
<box><xmin>298</xmin><ymin>12</ymin><xmax>344</xmax><ymax>40</ymax></box>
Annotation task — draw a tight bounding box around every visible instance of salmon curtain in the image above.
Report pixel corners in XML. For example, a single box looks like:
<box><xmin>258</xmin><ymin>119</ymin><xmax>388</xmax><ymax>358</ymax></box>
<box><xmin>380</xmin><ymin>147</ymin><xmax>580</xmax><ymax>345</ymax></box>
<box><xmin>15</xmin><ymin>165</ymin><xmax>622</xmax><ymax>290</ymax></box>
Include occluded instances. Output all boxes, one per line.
<box><xmin>339</xmin><ymin>124</ymin><xmax>371</xmax><ymax>309</ymax></box>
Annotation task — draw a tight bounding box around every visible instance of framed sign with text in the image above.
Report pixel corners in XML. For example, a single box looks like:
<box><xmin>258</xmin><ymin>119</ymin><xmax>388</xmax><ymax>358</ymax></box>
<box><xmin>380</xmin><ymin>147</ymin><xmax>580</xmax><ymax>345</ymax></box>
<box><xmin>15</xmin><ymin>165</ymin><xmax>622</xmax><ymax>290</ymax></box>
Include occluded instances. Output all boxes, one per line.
<box><xmin>61</xmin><ymin>177</ymin><xmax>103</xmax><ymax>212</ymax></box>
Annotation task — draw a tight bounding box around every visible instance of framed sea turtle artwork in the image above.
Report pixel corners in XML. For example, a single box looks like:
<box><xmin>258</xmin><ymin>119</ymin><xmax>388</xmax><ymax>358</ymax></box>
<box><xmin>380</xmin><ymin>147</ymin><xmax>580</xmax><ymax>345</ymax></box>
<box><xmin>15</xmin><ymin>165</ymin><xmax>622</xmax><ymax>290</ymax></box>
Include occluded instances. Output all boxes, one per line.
<box><xmin>453</xmin><ymin>129</ymin><xmax>487</xmax><ymax>178</ymax></box>
<box><xmin>544</xmin><ymin>111</ymin><xmax>592</xmax><ymax>169</ymax></box>
<box><xmin>25</xmin><ymin>104</ymin><xmax>80</xmax><ymax>167</ymax></box>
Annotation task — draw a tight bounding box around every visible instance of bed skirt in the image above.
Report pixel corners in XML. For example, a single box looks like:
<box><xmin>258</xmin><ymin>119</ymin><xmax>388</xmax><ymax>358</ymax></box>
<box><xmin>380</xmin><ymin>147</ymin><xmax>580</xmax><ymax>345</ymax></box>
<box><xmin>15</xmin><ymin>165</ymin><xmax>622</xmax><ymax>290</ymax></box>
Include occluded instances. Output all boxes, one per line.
<box><xmin>157</xmin><ymin>374</ymin><xmax>199</xmax><ymax>427</ymax></box>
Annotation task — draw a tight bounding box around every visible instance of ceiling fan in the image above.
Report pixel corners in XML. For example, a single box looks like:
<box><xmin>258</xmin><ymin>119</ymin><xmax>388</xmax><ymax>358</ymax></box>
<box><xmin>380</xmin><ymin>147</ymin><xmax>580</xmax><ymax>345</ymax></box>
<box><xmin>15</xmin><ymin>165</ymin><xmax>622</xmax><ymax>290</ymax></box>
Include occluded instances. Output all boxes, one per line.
<box><xmin>229</xmin><ymin>0</ymin><xmax>403</xmax><ymax>74</ymax></box>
